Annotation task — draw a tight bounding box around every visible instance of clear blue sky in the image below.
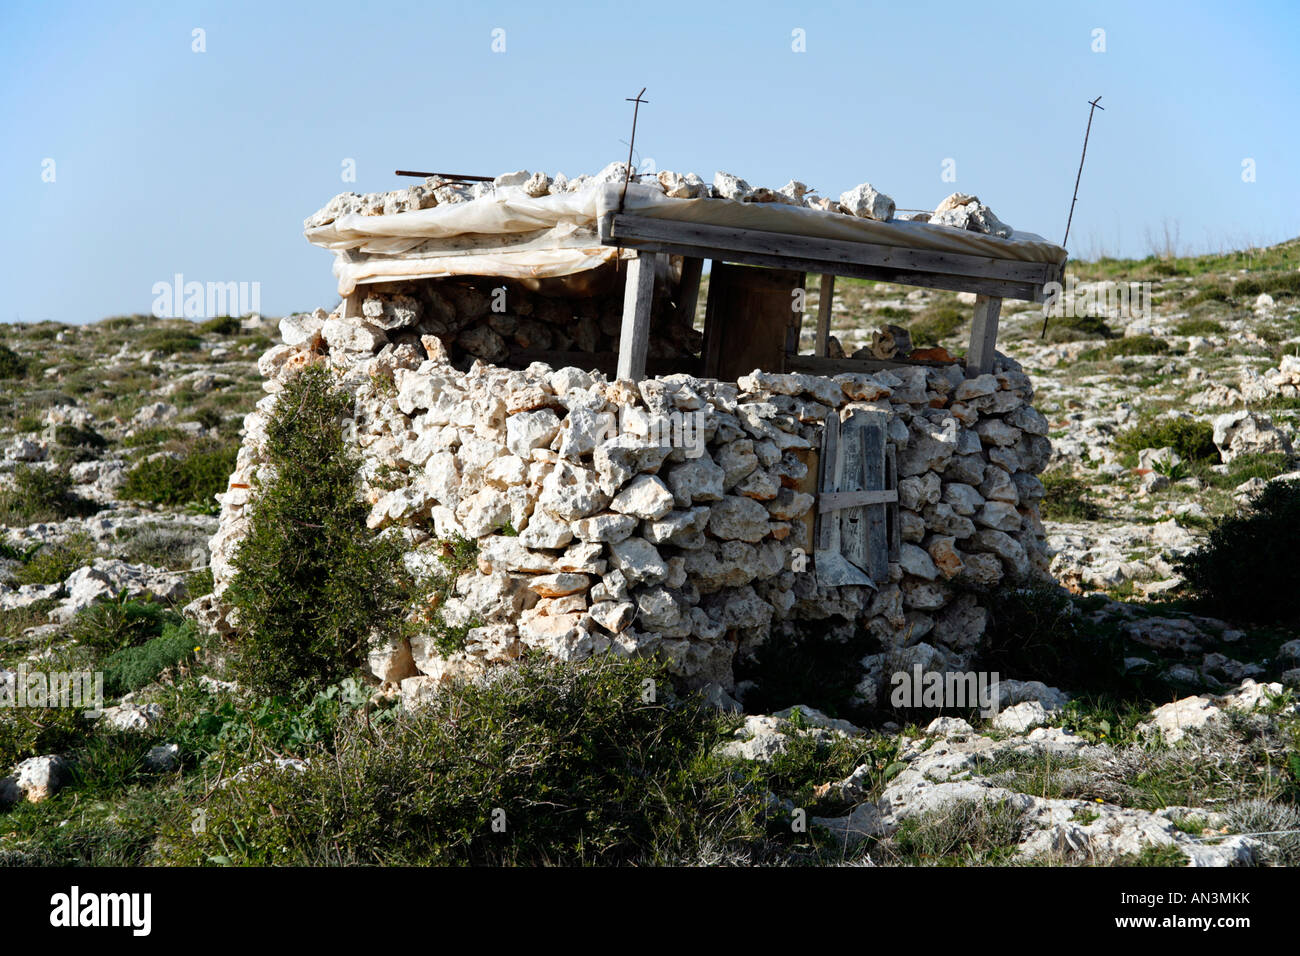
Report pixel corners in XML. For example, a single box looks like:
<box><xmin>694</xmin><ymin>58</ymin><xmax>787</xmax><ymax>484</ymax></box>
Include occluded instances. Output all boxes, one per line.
<box><xmin>1</xmin><ymin>0</ymin><xmax>1296</xmax><ymax>324</ymax></box>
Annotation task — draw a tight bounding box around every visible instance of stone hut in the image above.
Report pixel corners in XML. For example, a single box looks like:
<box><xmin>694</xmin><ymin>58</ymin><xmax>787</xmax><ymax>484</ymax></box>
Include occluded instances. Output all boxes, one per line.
<box><xmin>207</xmin><ymin>165</ymin><xmax>1069</xmax><ymax>707</ymax></box>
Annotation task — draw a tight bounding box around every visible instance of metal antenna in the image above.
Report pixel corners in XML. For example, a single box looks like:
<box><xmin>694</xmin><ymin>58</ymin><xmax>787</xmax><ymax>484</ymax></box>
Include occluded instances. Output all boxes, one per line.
<box><xmin>619</xmin><ymin>88</ymin><xmax>649</xmax><ymax>214</ymax></box>
<box><xmin>1043</xmin><ymin>95</ymin><xmax>1104</xmax><ymax>339</ymax></box>
<box><xmin>1063</xmin><ymin>96</ymin><xmax>1104</xmax><ymax>250</ymax></box>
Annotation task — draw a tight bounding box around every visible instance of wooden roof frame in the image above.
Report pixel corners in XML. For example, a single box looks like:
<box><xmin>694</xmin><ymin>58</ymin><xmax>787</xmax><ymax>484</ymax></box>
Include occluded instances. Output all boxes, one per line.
<box><xmin>598</xmin><ymin>211</ymin><xmax>1066</xmax><ymax>381</ymax></box>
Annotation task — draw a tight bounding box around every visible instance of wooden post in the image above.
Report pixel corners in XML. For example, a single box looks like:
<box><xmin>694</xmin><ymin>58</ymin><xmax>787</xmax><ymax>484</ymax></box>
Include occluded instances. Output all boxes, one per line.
<box><xmin>814</xmin><ymin>273</ymin><xmax>835</xmax><ymax>357</ymax></box>
<box><xmin>617</xmin><ymin>252</ymin><xmax>659</xmax><ymax>381</ymax></box>
<box><xmin>966</xmin><ymin>294</ymin><xmax>1002</xmax><ymax>377</ymax></box>
<box><xmin>676</xmin><ymin>256</ymin><xmax>704</xmax><ymax>328</ymax></box>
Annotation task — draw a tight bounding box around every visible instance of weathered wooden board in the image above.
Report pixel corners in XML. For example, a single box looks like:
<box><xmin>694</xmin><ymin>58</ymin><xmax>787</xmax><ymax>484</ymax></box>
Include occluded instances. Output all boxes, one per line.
<box><xmin>617</xmin><ymin>252</ymin><xmax>660</xmax><ymax>380</ymax></box>
<box><xmin>966</xmin><ymin>294</ymin><xmax>1003</xmax><ymax>377</ymax></box>
<box><xmin>815</xmin><ymin>410</ymin><xmax>894</xmax><ymax>587</ymax></box>
<box><xmin>814</xmin><ymin>273</ymin><xmax>835</xmax><ymax>357</ymax></box>
<box><xmin>700</xmin><ymin>263</ymin><xmax>803</xmax><ymax>381</ymax></box>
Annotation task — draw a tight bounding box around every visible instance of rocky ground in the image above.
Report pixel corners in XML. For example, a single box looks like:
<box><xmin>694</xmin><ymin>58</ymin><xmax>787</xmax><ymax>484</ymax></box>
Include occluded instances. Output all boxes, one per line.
<box><xmin>1</xmin><ymin>239</ymin><xmax>1298</xmax><ymax>866</ymax></box>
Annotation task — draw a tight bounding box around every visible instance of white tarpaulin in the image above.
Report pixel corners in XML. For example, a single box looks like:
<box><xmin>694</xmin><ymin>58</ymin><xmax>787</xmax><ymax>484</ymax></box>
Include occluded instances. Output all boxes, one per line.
<box><xmin>306</xmin><ymin>183</ymin><xmax>1068</xmax><ymax>296</ymax></box>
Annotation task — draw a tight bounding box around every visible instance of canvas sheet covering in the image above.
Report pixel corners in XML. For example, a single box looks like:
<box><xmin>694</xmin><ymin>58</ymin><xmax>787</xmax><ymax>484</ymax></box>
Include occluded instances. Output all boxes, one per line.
<box><xmin>305</xmin><ymin>183</ymin><xmax>1069</xmax><ymax>296</ymax></box>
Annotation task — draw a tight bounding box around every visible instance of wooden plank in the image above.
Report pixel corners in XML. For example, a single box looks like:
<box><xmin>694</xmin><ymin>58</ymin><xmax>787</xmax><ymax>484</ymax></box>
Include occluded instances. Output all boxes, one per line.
<box><xmin>885</xmin><ymin>444</ymin><xmax>901</xmax><ymax>562</ymax></box>
<box><xmin>785</xmin><ymin>272</ymin><xmax>806</xmax><ymax>354</ymax></box>
<box><xmin>699</xmin><ymin>263</ymin><xmax>802</xmax><ymax>381</ymax></box>
<box><xmin>677</xmin><ymin>256</ymin><xmax>704</xmax><ymax>328</ymax></box>
<box><xmin>607</xmin><ymin>214</ymin><xmax>1054</xmax><ymax>285</ymax></box>
<box><xmin>814</xmin><ymin>413</ymin><xmax>839</xmax><ymax>554</ymax></box>
<box><xmin>616</xmin><ymin>252</ymin><xmax>659</xmax><ymax>381</ymax></box>
<box><xmin>609</xmin><ymin>236</ymin><xmax>1042</xmax><ymax>300</ymax></box>
<box><xmin>814</xmin><ymin>273</ymin><xmax>835</xmax><ymax>357</ymax></box>
<box><xmin>861</xmin><ymin>415</ymin><xmax>889</xmax><ymax>582</ymax></box>
<box><xmin>966</xmin><ymin>294</ymin><xmax>1003</xmax><ymax>377</ymax></box>
<box><xmin>818</xmin><ymin>489</ymin><xmax>899</xmax><ymax>512</ymax></box>
<box><xmin>814</xmin><ymin>410</ymin><xmax>876</xmax><ymax>588</ymax></box>
<box><xmin>341</xmin><ymin>291</ymin><xmax>363</xmax><ymax>320</ymax></box>
<box><xmin>700</xmin><ymin>259</ymin><xmax>726</xmax><ymax>378</ymax></box>
<box><xmin>838</xmin><ymin>414</ymin><xmax>870</xmax><ymax>573</ymax></box>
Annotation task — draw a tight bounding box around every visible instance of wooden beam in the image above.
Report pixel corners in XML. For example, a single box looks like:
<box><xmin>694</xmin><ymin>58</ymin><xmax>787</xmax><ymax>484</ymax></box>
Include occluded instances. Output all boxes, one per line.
<box><xmin>606</xmin><ymin>214</ymin><xmax>1053</xmax><ymax>285</ymax></box>
<box><xmin>814</xmin><ymin>273</ymin><xmax>835</xmax><ymax>357</ymax></box>
<box><xmin>785</xmin><ymin>272</ymin><xmax>806</xmax><ymax>354</ymax></box>
<box><xmin>966</xmin><ymin>294</ymin><xmax>1002</xmax><ymax>377</ymax></box>
<box><xmin>677</xmin><ymin>256</ymin><xmax>704</xmax><ymax>328</ymax></box>
<box><xmin>818</xmin><ymin>489</ymin><xmax>899</xmax><ymax>512</ymax></box>
<box><xmin>700</xmin><ymin>259</ymin><xmax>726</xmax><ymax>378</ymax></box>
<box><xmin>616</xmin><ymin>252</ymin><xmax>659</xmax><ymax>381</ymax></box>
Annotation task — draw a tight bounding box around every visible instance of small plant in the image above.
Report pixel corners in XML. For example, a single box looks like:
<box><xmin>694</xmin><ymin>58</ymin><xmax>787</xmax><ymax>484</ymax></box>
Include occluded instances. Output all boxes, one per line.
<box><xmin>71</xmin><ymin>594</ymin><xmax>181</xmax><ymax>654</ymax></box>
<box><xmin>1151</xmin><ymin>458</ymin><xmax>1189</xmax><ymax>481</ymax></box>
<box><xmin>1080</xmin><ymin>334</ymin><xmax>1170</xmax><ymax>360</ymax></box>
<box><xmin>9</xmin><ymin>532</ymin><xmax>96</xmax><ymax>586</ymax></box>
<box><xmin>889</xmin><ymin>798</ymin><xmax>1027</xmax><ymax>864</ymax></box>
<box><xmin>1039</xmin><ymin>469</ymin><xmax>1102</xmax><ymax>521</ymax></box>
<box><xmin>120</xmin><ymin>440</ymin><xmax>237</xmax><ymax>508</ymax></box>
<box><xmin>101</xmin><ymin>620</ymin><xmax>201</xmax><ymax>695</ymax></box>
<box><xmin>198</xmin><ymin>315</ymin><xmax>243</xmax><ymax>336</ymax></box>
<box><xmin>1174</xmin><ymin>316</ymin><xmax>1226</xmax><ymax>336</ymax></box>
<box><xmin>0</xmin><ymin>464</ymin><xmax>99</xmax><ymax>524</ymax></box>
<box><xmin>1176</xmin><ymin>479</ymin><xmax>1300</xmax><ymax>625</ymax></box>
<box><xmin>140</xmin><ymin>329</ymin><xmax>202</xmax><ymax>353</ymax></box>
<box><xmin>1113</xmin><ymin>417</ymin><xmax>1218</xmax><ymax>465</ymax></box>
<box><xmin>0</xmin><ymin>344</ymin><xmax>28</xmax><ymax>379</ymax></box>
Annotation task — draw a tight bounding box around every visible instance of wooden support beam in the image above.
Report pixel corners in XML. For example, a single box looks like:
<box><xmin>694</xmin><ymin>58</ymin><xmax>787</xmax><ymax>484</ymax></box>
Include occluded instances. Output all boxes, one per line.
<box><xmin>818</xmin><ymin>489</ymin><xmax>898</xmax><ymax>512</ymax></box>
<box><xmin>677</xmin><ymin>256</ymin><xmax>704</xmax><ymax>328</ymax></box>
<box><xmin>814</xmin><ymin>273</ymin><xmax>835</xmax><ymax>357</ymax></box>
<box><xmin>616</xmin><ymin>252</ymin><xmax>660</xmax><ymax>381</ymax></box>
<box><xmin>966</xmin><ymin>294</ymin><xmax>1003</xmax><ymax>377</ymax></box>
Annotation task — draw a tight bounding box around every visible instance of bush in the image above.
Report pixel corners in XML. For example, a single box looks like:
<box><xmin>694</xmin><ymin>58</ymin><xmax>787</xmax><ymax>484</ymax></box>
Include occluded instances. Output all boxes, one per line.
<box><xmin>1174</xmin><ymin>317</ymin><xmax>1225</xmax><ymax>336</ymax></box>
<box><xmin>908</xmin><ymin>306</ymin><xmax>966</xmax><ymax>348</ymax></box>
<box><xmin>1044</xmin><ymin>314</ymin><xmax>1114</xmax><ymax>342</ymax></box>
<box><xmin>9</xmin><ymin>532</ymin><xmax>95</xmax><ymax>586</ymax></box>
<box><xmin>224</xmin><ymin>364</ymin><xmax>416</xmax><ymax>697</ymax></box>
<box><xmin>140</xmin><ymin>329</ymin><xmax>202</xmax><ymax>353</ymax></box>
<box><xmin>1113</xmin><ymin>417</ymin><xmax>1217</xmax><ymax>464</ymax></box>
<box><xmin>1232</xmin><ymin>272</ymin><xmax>1300</xmax><ymax>299</ymax></box>
<box><xmin>888</xmin><ymin>798</ymin><xmax>1026</xmax><ymax>864</ymax></box>
<box><xmin>0</xmin><ymin>465</ymin><xmax>99</xmax><ymax>524</ymax></box>
<box><xmin>102</xmin><ymin>620</ymin><xmax>200</xmax><ymax>696</ymax></box>
<box><xmin>1039</xmin><ymin>470</ymin><xmax>1101</xmax><ymax>521</ymax></box>
<box><xmin>120</xmin><ymin>440</ymin><xmax>237</xmax><ymax>507</ymax></box>
<box><xmin>975</xmin><ymin>585</ymin><xmax>1133</xmax><ymax>695</ymax></box>
<box><xmin>198</xmin><ymin>315</ymin><xmax>242</xmax><ymax>336</ymax></box>
<box><xmin>53</xmin><ymin>424</ymin><xmax>108</xmax><ymax>451</ymax></box>
<box><xmin>1083</xmin><ymin>334</ymin><xmax>1170</xmax><ymax>360</ymax></box>
<box><xmin>1176</xmin><ymin>480</ymin><xmax>1300</xmax><ymax>625</ymax></box>
<box><xmin>0</xmin><ymin>344</ymin><xmax>28</xmax><ymax>379</ymax></box>
<box><xmin>156</xmin><ymin>655</ymin><xmax>761</xmax><ymax>865</ymax></box>
<box><xmin>71</xmin><ymin>595</ymin><xmax>181</xmax><ymax>654</ymax></box>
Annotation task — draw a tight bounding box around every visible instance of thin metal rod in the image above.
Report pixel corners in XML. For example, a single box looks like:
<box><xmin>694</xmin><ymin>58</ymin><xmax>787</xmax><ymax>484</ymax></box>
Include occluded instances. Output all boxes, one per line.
<box><xmin>394</xmin><ymin>171</ymin><xmax>494</xmax><ymax>182</ymax></box>
<box><xmin>1043</xmin><ymin>95</ymin><xmax>1104</xmax><ymax>340</ymax></box>
<box><xmin>1062</xmin><ymin>96</ymin><xmax>1104</xmax><ymax>250</ymax></box>
<box><xmin>619</xmin><ymin>88</ymin><xmax>648</xmax><ymax>214</ymax></box>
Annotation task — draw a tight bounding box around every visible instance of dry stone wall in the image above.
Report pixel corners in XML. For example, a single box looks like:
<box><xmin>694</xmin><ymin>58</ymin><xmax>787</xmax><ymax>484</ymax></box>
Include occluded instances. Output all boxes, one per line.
<box><xmin>208</xmin><ymin>287</ymin><xmax>1053</xmax><ymax>706</ymax></box>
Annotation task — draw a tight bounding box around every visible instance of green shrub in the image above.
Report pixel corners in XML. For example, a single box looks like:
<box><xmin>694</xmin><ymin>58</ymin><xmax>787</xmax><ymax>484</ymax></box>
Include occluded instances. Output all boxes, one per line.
<box><xmin>120</xmin><ymin>440</ymin><xmax>236</xmax><ymax>507</ymax></box>
<box><xmin>1039</xmin><ymin>469</ymin><xmax>1102</xmax><ymax>520</ymax></box>
<box><xmin>908</xmin><ymin>306</ymin><xmax>966</xmax><ymax>348</ymax></box>
<box><xmin>140</xmin><ymin>329</ymin><xmax>202</xmax><ymax>353</ymax></box>
<box><xmin>71</xmin><ymin>595</ymin><xmax>181</xmax><ymax>654</ymax></box>
<box><xmin>0</xmin><ymin>465</ymin><xmax>99</xmax><ymax>524</ymax></box>
<box><xmin>1233</xmin><ymin>272</ymin><xmax>1300</xmax><ymax>299</ymax></box>
<box><xmin>123</xmin><ymin>426</ymin><xmax>186</xmax><ymax>448</ymax></box>
<box><xmin>224</xmin><ymin>364</ymin><xmax>415</xmax><ymax>697</ymax></box>
<box><xmin>102</xmin><ymin>620</ymin><xmax>200</xmax><ymax>695</ymax></box>
<box><xmin>1113</xmin><ymin>417</ymin><xmax>1218</xmax><ymax>464</ymax></box>
<box><xmin>1176</xmin><ymin>480</ymin><xmax>1300</xmax><ymax>625</ymax></box>
<box><xmin>53</xmin><ymin>424</ymin><xmax>108</xmax><ymax>451</ymax></box>
<box><xmin>156</xmin><ymin>655</ymin><xmax>761</xmax><ymax>866</ymax></box>
<box><xmin>1174</xmin><ymin>317</ymin><xmax>1226</xmax><ymax>336</ymax></box>
<box><xmin>1090</xmin><ymin>334</ymin><xmax>1170</xmax><ymax>359</ymax></box>
<box><xmin>1044</xmin><ymin>314</ymin><xmax>1115</xmax><ymax>342</ymax></box>
<box><xmin>0</xmin><ymin>344</ymin><xmax>29</xmax><ymax>379</ymax></box>
<box><xmin>198</xmin><ymin>315</ymin><xmax>242</xmax><ymax>335</ymax></box>
<box><xmin>9</xmin><ymin>533</ymin><xmax>96</xmax><ymax>586</ymax></box>
<box><xmin>975</xmin><ymin>585</ymin><xmax>1133</xmax><ymax>696</ymax></box>
<box><xmin>889</xmin><ymin>798</ymin><xmax>1026</xmax><ymax>864</ymax></box>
